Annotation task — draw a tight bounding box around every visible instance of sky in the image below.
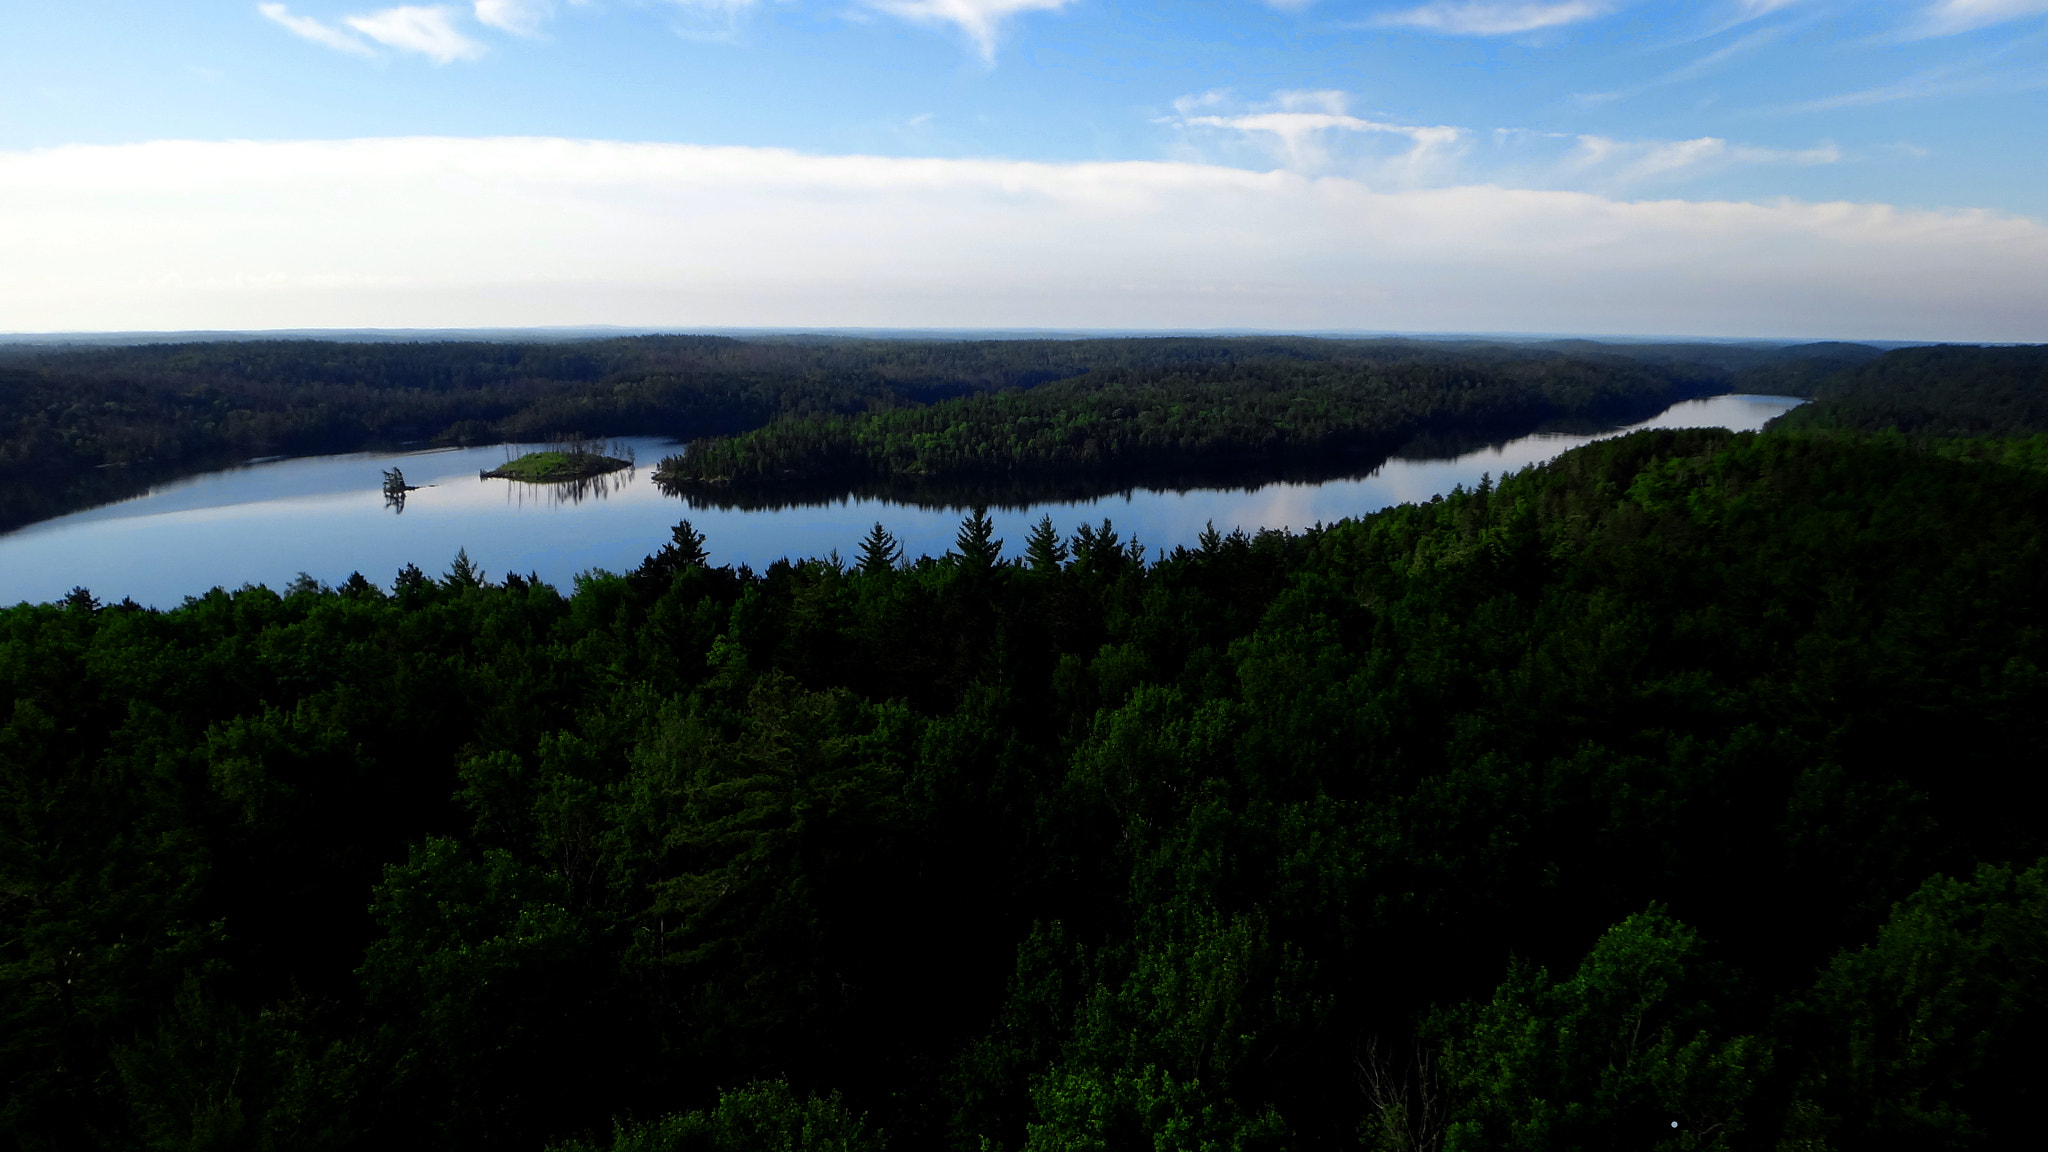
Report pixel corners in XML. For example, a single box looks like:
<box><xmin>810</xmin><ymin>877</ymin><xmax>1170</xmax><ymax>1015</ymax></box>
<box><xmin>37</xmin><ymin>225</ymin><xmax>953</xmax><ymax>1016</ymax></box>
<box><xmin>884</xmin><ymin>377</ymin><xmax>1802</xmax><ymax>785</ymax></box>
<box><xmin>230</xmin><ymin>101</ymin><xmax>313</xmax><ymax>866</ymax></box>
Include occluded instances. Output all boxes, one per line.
<box><xmin>3</xmin><ymin>1</ymin><xmax>2046</xmax><ymax>339</ymax></box>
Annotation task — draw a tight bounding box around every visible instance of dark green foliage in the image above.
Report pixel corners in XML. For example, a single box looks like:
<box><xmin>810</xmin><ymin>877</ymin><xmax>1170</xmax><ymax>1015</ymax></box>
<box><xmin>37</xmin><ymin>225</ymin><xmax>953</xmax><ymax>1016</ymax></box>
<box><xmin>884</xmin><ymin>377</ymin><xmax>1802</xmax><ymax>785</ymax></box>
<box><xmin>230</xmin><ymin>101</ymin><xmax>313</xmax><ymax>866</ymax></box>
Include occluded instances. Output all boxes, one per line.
<box><xmin>857</xmin><ymin>523</ymin><xmax>903</xmax><ymax>575</ymax></box>
<box><xmin>1022</xmin><ymin>516</ymin><xmax>1066</xmax><ymax>572</ymax></box>
<box><xmin>1778</xmin><ymin>862</ymin><xmax>2048</xmax><ymax>1151</ymax></box>
<box><xmin>656</xmin><ymin>347</ymin><xmax>1729</xmax><ymax>491</ymax></box>
<box><xmin>549</xmin><ymin>1081</ymin><xmax>882</xmax><ymax>1152</ymax></box>
<box><xmin>3</xmin><ymin>421</ymin><xmax>2045</xmax><ymax>1151</ymax></box>
<box><xmin>1773</xmin><ymin>344</ymin><xmax>2048</xmax><ymax>438</ymax></box>
<box><xmin>951</xmin><ymin>507</ymin><xmax>1003</xmax><ymax>569</ymax></box>
<box><xmin>1431</xmin><ymin>910</ymin><xmax>1768</xmax><ymax>1152</ymax></box>
<box><xmin>637</xmin><ymin>521</ymin><xmax>712</xmax><ymax>589</ymax></box>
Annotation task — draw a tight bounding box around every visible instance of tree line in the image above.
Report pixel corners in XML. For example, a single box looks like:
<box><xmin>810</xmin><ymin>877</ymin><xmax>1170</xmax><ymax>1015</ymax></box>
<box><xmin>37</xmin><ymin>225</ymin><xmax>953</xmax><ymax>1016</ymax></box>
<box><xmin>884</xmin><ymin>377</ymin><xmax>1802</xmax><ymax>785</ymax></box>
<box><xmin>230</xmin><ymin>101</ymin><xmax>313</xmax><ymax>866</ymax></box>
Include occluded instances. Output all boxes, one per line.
<box><xmin>0</xmin><ymin>335</ymin><xmax>1874</xmax><ymax>533</ymax></box>
<box><xmin>651</xmin><ymin>354</ymin><xmax>1711</xmax><ymax>492</ymax></box>
<box><xmin>650</xmin><ymin>341</ymin><xmax>1887</xmax><ymax>495</ymax></box>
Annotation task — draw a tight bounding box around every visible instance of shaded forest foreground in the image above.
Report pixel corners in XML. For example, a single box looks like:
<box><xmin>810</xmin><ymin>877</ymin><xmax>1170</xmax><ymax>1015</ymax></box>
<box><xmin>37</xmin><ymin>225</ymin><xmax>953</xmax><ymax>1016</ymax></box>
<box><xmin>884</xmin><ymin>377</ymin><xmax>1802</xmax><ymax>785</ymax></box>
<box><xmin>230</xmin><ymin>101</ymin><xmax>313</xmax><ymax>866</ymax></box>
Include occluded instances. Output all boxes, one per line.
<box><xmin>6</xmin><ymin>344</ymin><xmax>2048</xmax><ymax>1151</ymax></box>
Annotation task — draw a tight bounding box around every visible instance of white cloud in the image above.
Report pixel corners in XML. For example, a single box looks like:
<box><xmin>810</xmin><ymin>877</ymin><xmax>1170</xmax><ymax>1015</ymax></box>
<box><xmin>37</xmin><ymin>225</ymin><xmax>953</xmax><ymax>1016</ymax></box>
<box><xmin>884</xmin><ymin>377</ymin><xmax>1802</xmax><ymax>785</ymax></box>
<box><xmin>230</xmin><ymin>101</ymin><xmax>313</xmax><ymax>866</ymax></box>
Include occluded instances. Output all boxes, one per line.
<box><xmin>258</xmin><ymin>3</ymin><xmax>376</xmax><ymax>56</ymax></box>
<box><xmin>860</xmin><ymin>0</ymin><xmax>1079</xmax><ymax>63</ymax></box>
<box><xmin>1171</xmin><ymin>90</ymin><xmax>1465</xmax><ymax>178</ymax></box>
<box><xmin>1567</xmin><ymin>134</ymin><xmax>1841</xmax><ymax>185</ymax></box>
<box><xmin>473</xmin><ymin>0</ymin><xmax>552</xmax><ymax>36</ymax></box>
<box><xmin>1170</xmin><ymin>90</ymin><xmax>1837</xmax><ymax>192</ymax></box>
<box><xmin>345</xmin><ymin>6</ymin><xmax>488</xmax><ymax>62</ymax></box>
<box><xmin>1374</xmin><ymin>1</ymin><xmax>1611</xmax><ymax>36</ymax></box>
<box><xmin>1917</xmin><ymin>0</ymin><xmax>2048</xmax><ymax>35</ymax></box>
<box><xmin>2</xmin><ymin>137</ymin><xmax>2042</xmax><ymax>341</ymax></box>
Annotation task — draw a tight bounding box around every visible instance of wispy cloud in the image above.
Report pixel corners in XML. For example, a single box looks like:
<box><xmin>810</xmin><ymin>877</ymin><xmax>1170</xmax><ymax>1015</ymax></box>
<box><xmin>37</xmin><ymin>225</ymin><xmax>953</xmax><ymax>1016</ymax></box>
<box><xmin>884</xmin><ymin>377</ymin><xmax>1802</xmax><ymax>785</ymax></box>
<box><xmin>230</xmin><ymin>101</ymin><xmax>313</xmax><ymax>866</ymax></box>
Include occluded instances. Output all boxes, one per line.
<box><xmin>1668</xmin><ymin>23</ymin><xmax>1788</xmax><ymax>78</ymax></box>
<box><xmin>5</xmin><ymin>137</ymin><xmax>2042</xmax><ymax>339</ymax></box>
<box><xmin>258</xmin><ymin>4</ymin><xmax>376</xmax><ymax>56</ymax></box>
<box><xmin>1171</xmin><ymin>89</ymin><xmax>1841</xmax><ymax>194</ymax></box>
<box><xmin>261</xmin><ymin>4</ymin><xmax>488</xmax><ymax>62</ymax></box>
<box><xmin>472</xmin><ymin>0</ymin><xmax>551</xmax><ymax>37</ymax></box>
<box><xmin>1915</xmin><ymin>0</ymin><xmax>2048</xmax><ymax>37</ymax></box>
<box><xmin>1578</xmin><ymin>24</ymin><xmax>1789</xmax><ymax>105</ymax></box>
<box><xmin>860</xmin><ymin>0</ymin><xmax>1080</xmax><ymax>63</ymax></box>
<box><xmin>1566</xmin><ymin>134</ymin><xmax>1841</xmax><ymax>185</ymax></box>
<box><xmin>1170</xmin><ymin>90</ymin><xmax>1465</xmax><ymax>179</ymax></box>
<box><xmin>346</xmin><ymin>6</ymin><xmax>488</xmax><ymax>63</ymax></box>
<box><xmin>1373</xmin><ymin>1</ymin><xmax>1612</xmax><ymax>36</ymax></box>
<box><xmin>1783</xmin><ymin>60</ymin><xmax>2048</xmax><ymax>110</ymax></box>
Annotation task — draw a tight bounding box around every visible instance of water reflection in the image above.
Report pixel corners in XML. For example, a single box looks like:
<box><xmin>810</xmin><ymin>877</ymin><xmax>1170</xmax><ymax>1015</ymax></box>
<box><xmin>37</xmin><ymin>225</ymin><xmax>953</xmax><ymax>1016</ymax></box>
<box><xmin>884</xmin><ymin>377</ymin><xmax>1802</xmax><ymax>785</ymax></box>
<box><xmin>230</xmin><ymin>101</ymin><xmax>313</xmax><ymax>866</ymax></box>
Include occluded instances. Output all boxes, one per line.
<box><xmin>496</xmin><ymin>467</ymin><xmax>640</xmax><ymax>509</ymax></box>
<box><xmin>0</xmin><ymin>395</ymin><xmax>1802</xmax><ymax>608</ymax></box>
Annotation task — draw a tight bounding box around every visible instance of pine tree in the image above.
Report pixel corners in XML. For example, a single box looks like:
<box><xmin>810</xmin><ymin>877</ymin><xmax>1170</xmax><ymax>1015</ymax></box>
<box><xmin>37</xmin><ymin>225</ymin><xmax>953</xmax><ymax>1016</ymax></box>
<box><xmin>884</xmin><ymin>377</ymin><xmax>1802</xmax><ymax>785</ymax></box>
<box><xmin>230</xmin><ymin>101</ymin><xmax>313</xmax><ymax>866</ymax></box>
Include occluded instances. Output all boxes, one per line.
<box><xmin>1024</xmin><ymin>514</ymin><xmax>1068</xmax><ymax>572</ymax></box>
<box><xmin>952</xmin><ymin>507</ymin><xmax>1003</xmax><ymax>570</ymax></box>
<box><xmin>446</xmin><ymin>548</ymin><xmax>486</xmax><ymax>589</ymax></box>
<box><xmin>857</xmin><ymin>522</ymin><xmax>902</xmax><ymax>575</ymax></box>
<box><xmin>668</xmin><ymin>520</ymin><xmax>709</xmax><ymax>568</ymax></box>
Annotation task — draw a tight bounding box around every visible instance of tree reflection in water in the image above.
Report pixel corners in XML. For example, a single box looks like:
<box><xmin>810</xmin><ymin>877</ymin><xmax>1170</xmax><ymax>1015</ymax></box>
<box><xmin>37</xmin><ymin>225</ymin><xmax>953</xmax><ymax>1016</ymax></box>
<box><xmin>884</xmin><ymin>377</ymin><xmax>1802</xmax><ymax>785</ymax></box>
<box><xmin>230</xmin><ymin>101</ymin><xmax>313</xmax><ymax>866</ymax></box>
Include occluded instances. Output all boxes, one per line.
<box><xmin>495</xmin><ymin>465</ymin><xmax>639</xmax><ymax>508</ymax></box>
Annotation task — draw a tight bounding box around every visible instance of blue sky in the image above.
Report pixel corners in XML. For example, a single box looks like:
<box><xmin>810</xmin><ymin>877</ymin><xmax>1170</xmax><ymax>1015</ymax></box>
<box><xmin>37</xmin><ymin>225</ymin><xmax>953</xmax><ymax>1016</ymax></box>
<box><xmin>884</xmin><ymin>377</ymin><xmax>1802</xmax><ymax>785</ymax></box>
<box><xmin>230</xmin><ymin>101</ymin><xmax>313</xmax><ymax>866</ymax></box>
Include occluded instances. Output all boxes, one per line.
<box><xmin>4</xmin><ymin>2</ymin><xmax>2047</xmax><ymax>338</ymax></box>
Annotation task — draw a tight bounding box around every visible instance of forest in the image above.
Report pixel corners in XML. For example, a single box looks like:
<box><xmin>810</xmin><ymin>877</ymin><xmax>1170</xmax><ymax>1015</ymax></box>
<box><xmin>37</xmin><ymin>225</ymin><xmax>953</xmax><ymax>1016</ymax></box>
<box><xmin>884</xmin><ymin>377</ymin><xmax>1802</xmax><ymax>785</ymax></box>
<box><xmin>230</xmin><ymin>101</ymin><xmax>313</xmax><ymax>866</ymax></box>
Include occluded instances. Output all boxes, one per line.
<box><xmin>3</xmin><ymin>339</ymin><xmax>2044</xmax><ymax>1152</ymax></box>
<box><xmin>650</xmin><ymin>343</ymin><xmax>1877</xmax><ymax>496</ymax></box>
<box><xmin>0</xmin><ymin>335</ymin><xmax>1870</xmax><ymax>531</ymax></box>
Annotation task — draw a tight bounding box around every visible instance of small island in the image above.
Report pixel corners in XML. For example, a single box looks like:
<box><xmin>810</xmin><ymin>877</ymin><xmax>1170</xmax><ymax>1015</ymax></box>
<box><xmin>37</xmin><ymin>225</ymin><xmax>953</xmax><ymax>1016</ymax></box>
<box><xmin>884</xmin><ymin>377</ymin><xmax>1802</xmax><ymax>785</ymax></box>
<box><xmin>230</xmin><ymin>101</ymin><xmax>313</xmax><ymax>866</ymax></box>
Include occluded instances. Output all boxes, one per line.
<box><xmin>482</xmin><ymin>438</ymin><xmax>635</xmax><ymax>483</ymax></box>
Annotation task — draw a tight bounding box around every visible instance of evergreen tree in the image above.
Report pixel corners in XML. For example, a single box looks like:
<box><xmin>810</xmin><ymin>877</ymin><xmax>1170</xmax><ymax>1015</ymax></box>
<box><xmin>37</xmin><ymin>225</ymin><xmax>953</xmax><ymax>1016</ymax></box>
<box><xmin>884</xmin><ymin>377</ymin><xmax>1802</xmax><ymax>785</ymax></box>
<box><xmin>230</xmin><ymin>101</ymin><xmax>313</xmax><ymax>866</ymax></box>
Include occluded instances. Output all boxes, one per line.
<box><xmin>392</xmin><ymin>562</ymin><xmax>429</xmax><ymax>596</ymax></box>
<box><xmin>634</xmin><ymin>521</ymin><xmax>712</xmax><ymax>587</ymax></box>
<box><xmin>952</xmin><ymin>507</ymin><xmax>1003</xmax><ymax>570</ymax></box>
<box><xmin>1024</xmin><ymin>515</ymin><xmax>1067</xmax><ymax>572</ymax></box>
<box><xmin>857</xmin><ymin>522</ymin><xmax>902</xmax><ymax>575</ymax></box>
<box><xmin>446</xmin><ymin>548</ymin><xmax>485</xmax><ymax>589</ymax></box>
<box><xmin>668</xmin><ymin>520</ymin><xmax>709</xmax><ymax>569</ymax></box>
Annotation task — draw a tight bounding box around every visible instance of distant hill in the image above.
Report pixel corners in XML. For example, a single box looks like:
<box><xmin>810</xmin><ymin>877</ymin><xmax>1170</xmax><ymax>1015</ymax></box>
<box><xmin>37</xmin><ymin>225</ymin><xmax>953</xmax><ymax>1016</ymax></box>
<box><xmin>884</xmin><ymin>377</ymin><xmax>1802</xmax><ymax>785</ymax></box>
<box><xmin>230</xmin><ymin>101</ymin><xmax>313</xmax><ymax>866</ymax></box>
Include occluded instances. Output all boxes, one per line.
<box><xmin>1774</xmin><ymin>344</ymin><xmax>2048</xmax><ymax>437</ymax></box>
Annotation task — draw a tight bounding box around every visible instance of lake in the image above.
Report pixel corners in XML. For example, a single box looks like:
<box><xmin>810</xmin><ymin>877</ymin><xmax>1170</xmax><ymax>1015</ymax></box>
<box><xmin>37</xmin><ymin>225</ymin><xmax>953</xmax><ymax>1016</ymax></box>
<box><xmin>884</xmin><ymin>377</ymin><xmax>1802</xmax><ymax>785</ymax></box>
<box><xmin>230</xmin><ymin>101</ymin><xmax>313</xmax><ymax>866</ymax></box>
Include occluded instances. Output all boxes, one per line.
<box><xmin>0</xmin><ymin>394</ymin><xmax>1802</xmax><ymax>608</ymax></box>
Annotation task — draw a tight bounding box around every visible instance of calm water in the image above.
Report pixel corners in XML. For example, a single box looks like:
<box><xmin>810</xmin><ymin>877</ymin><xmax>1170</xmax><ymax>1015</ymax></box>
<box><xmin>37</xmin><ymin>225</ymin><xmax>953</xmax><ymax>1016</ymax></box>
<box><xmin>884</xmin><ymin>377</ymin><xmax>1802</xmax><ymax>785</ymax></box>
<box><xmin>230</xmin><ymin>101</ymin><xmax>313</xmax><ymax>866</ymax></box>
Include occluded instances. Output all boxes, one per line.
<box><xmin>0</xmin><ymin>395</ymin><xmax>1801</xmax><ymax>608</ymax></box>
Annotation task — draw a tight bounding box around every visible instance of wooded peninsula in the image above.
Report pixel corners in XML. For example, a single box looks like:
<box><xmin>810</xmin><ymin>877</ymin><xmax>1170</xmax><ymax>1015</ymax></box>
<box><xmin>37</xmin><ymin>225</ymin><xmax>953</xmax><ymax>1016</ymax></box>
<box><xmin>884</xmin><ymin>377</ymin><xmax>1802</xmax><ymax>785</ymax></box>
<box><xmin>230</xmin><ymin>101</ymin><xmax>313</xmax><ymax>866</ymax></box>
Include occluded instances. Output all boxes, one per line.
<box><xmin>2</xmin><ymin>336</ymin><xmax>2044</xmax><ymax>1152</ymax></box>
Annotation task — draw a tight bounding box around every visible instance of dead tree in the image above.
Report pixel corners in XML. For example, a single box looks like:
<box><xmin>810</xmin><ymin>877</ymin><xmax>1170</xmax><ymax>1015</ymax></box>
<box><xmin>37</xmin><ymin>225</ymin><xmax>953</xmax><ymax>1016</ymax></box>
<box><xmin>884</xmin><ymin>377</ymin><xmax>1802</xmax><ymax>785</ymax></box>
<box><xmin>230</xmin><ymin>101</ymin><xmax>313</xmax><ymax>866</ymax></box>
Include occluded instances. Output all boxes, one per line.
<box><xmin>1357</xmin><ymin>1037</ymin><xmax>1449</xmax><ymax>1152</ymax></box>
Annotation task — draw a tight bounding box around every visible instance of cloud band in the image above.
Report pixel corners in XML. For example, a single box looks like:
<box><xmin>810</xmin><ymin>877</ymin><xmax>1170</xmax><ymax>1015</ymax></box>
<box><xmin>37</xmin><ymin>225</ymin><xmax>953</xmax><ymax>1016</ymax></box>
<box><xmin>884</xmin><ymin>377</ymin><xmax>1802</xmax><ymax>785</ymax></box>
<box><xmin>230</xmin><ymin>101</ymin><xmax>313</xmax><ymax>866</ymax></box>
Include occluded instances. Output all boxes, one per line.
<box><xmin>1</xmin><ymin>137</ymin><xmax>2042</xmax><ymax>340</ymax></box>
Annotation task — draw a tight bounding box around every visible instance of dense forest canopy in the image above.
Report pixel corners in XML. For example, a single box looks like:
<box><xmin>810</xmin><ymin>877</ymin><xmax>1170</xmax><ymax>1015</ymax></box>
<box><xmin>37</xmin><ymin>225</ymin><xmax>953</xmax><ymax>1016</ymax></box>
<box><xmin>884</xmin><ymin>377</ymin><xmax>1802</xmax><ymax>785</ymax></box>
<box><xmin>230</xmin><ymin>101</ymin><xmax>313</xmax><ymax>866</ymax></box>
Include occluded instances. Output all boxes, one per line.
<box><xmin>1771</xmin><ymin>343</ymin><xmax>2048</xmax><ymax>437</ymax></box>
<box><xmin>3</xmin><ymin>338</ymin><xmax>2044</xmax><ymax>1152</ymax></box>
<box><xmin>0</xmin><ymin>335</ymin><xmax>1870</xmax><ymax>532</ymax></box>
<box><xmin>651</xmin><ymin>352</ymin><xmax>1714</xmax><ymax>492</ymax></box>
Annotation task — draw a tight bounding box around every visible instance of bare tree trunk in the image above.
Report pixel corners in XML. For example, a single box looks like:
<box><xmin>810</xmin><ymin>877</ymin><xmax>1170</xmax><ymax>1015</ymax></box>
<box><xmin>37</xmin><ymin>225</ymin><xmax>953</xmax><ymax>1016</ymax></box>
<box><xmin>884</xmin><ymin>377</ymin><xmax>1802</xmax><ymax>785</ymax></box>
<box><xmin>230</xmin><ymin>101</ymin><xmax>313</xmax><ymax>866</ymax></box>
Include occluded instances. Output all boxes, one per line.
<box><xmin>1357</xmin><ymin>1036</ymin><xmax>1449</xmax><ymax>1152</ymax></box>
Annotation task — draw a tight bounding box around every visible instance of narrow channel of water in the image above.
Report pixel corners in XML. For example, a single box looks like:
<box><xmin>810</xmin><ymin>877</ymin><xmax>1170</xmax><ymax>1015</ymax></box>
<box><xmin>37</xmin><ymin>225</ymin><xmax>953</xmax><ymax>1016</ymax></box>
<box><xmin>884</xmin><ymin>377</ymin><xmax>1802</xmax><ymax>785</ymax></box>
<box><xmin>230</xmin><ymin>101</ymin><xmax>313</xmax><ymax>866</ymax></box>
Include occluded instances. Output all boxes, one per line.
<box><xmin>0</xmin><ymin>394</ymin><xmax>1802</xmax><ymax>607</ymax></box>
